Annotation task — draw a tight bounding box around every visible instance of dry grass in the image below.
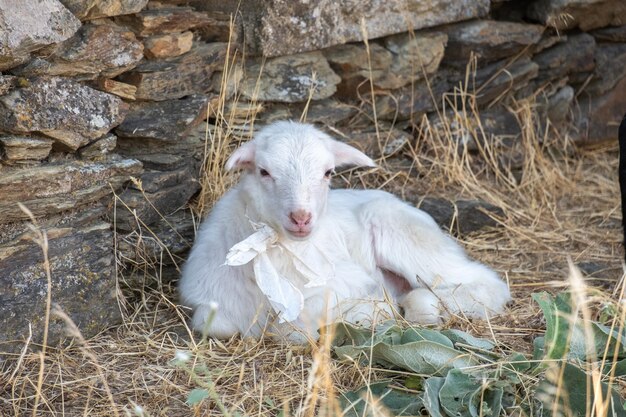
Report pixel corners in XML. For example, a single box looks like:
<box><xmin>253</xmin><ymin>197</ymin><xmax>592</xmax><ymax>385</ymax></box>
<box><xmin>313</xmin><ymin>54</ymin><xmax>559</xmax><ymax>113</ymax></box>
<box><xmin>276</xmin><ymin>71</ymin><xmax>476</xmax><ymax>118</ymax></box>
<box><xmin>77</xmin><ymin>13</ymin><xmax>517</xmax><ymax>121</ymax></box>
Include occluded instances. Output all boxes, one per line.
<box><xmin>2</xmin><ymin>46</ymin><xmax>625</xmax><ymax>417</ymax></box>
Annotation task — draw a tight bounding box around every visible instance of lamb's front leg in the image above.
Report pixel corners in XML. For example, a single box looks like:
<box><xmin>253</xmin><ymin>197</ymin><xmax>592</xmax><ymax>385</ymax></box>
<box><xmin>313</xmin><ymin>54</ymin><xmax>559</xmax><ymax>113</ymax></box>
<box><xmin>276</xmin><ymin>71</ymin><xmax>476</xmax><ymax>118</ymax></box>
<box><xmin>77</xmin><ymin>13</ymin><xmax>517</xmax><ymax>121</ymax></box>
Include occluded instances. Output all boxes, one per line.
<box><xmin>359</xmin><ymin>196</ymin><xmax>511</xmax><ymax>324</ymax></box>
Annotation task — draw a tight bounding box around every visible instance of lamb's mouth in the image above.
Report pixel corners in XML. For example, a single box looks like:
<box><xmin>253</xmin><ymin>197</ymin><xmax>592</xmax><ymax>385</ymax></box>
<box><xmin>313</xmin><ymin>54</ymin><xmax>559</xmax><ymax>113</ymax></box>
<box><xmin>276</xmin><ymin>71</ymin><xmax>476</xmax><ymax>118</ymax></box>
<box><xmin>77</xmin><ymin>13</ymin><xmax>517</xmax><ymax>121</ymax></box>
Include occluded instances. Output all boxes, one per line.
<box><xmin>286</xmin><ymin>229</ymin><xmax>312</xmax><ymax>239</ymax></box>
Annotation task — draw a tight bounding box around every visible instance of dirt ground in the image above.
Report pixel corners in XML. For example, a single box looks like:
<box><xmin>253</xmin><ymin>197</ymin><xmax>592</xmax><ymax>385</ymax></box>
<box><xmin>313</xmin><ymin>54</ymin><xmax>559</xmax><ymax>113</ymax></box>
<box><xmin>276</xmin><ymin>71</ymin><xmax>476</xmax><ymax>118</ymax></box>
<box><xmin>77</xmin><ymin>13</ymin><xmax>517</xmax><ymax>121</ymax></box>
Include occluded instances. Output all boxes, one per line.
<box><xmin>2</xmin><ymin>104</ymin><xmax>624</xmax><ymax>416</ymax></box>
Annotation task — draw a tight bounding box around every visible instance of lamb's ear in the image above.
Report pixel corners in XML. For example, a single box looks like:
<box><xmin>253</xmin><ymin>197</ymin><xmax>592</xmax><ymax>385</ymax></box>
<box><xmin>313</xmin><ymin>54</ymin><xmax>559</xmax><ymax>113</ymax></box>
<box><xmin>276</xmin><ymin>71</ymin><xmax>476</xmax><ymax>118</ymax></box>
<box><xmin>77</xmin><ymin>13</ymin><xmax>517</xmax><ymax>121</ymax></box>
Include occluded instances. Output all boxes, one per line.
<box><xmin>327</xmin><ymin>139</ymin><xmax>376</xmax><ymax>168</ymax></box>
<box><xmin>225</xmin><ymin>141</ymin><xmax>256</xmax><ymax>171</ymax></box>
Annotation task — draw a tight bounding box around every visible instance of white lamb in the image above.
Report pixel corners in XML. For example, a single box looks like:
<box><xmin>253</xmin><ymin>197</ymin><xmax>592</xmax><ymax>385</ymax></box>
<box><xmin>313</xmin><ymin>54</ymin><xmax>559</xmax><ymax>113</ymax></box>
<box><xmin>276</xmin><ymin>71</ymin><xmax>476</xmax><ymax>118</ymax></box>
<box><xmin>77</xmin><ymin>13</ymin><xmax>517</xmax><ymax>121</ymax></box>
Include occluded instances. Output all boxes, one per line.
<box><xmin>179</xmin><ymin>121</ymin><xmax>511</xmax><ymax>342</ymax></box>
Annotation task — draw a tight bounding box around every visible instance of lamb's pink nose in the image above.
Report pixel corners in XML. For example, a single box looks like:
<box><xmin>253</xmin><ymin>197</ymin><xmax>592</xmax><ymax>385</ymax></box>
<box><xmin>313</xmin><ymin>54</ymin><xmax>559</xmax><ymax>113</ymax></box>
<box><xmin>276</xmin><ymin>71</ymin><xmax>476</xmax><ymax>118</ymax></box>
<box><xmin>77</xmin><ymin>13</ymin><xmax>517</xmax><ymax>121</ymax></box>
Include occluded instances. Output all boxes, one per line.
<box><xmin>289</xmin><ymin>210</ymin><xmax>312</xmax><ymax>227</ymax></box>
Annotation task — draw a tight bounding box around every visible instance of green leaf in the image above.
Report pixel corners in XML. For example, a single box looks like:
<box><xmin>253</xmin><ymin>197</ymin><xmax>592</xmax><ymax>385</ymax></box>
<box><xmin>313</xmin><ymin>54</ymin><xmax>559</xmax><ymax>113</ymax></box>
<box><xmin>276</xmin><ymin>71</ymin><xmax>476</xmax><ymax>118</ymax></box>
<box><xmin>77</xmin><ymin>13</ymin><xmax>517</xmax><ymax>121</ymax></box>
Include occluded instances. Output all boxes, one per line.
<box><xmin>332</xmin><ymin>321</ymin><xmax>403</xmax><ymax>348</ymax></box>
<box><xmin>532</xmin><ymin>292</ymin><xmax>572</xmax><ymax>360</ymax></box>
<box><xmin>404</xmin><ymin>375</ymin><xmax>423</xmax><ymax>390</ymax></box>
<box><xmin>603</xmin><ymin>358</ymin><xmax>626</xmax><ymax>377</ymax></box>
<box><xmin>532</xmin><ymin>291</ymin><xmax>626</xmax><ymax>362</ymax></box>
<box><xmin>333</xmin><ymin>322</ymin><xmax>479</xmax><ymax>375</ymax></box>
<box><xmin>186</xmin><ymin>388</ymin><xmax>210</xmax><ymax>406</ymax></box>
<box><xmin>423</xmin><ymin>377</ymin><xmax>446</xmax><ymax>417</ymax></box>
<box><xmin>402</xmin><ymin>327</ymin><xmax>455</xmax><ymax>348</ymax></box>
<box><xmin>439</xmin><ymin>369</ymin><xmax>503</xmax><ymax>417</ymax></box>
<box><xmin>341</xmin><ymin>380</ymin><xmax>423</xmax><ymax>417</ymax></box>
<box><xmin>537</xmin><ymin>362</ymin><xmax>626</xmax><ymax>417</ymax></box>
<box><xmin>332</xmin><ymin>322</ymin><xmax>378</xmax><ymax>347</ymax></box>
<box><xmin>332</xmin><ymin>322</ymin><xmax>523</xmax><ymax>417</ymax></box>
<box><xmin>533</xmin><ymin>336</ymin><xmax>545</xmax><ymax>361</ymax></box>
<box><xmin>441</xmin><ymin>329</ymin><xmax>495</xmax><ymax>351</ymax></box>
<box><xmin>503</xmin><ymin>352</ymin><xmax>533</xmax><ymax>373</ymax></box>
<box><xmin>374</xmin><ymin>321</ymin><xmax>404</xmax><ymax>344</ymax></box>
<box><xmin>334</xmin><ymin>344</ymin><xmax>371</xmax><ymax>363</ymax></box>
<box><xmin>494</xmin><ymin>352</ymin><xmax>536</xmax><ymax>384</ymax></box>
<box><xmin>373</xmin><ymin>340</ymin><xmax>479</xmax><ymax>376</ymax></box>
<box><xmin>474</xmin><ymin>386</ymin><xmax>503</xmax><ymax>417</ymax></box>
<box><xmin>587</xmin><ymin>321</ymin><xmax>626</xmax><ymax>361</ymax></box>
<box><xmin>439</xmin><ymin>370</ymin><xmax>480</xmax><ymax>417</ymax></box>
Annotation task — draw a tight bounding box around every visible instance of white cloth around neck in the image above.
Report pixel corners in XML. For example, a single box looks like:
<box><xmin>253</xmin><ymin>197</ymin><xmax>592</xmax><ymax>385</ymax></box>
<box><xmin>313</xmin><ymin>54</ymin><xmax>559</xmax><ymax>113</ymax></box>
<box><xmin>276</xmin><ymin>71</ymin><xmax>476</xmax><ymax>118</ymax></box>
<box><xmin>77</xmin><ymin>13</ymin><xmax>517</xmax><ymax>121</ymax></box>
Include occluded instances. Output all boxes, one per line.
<box><xmin>225</xmin><ymin>223</ymin><xmax>334</xmax><ymax>323</ymax></box>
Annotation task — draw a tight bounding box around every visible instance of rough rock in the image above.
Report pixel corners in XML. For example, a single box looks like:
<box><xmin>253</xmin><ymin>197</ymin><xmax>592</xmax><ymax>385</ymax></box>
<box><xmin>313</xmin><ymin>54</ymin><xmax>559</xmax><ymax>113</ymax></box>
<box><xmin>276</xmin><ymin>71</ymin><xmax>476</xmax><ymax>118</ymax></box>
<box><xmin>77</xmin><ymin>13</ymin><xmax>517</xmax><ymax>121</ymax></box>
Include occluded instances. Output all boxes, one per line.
<box><xmin>133</xmin><ymin>166</ymin><xmax>195</xmax><ymax>194</ymax></box>
<box><xmin>324</xmin><ymin>43</ymin><xmax>392</xmax><ymax>99</ymax></box>
<box><xmin>212</xmin><ymin>100</ymin><xmax>262</xmax><ymax>125</ymax></box>
<box><xmin>531</xmin><ymin>34</ymin><xmax>596</xmax><ymax>87</ymax></box>
<box><xmin>193</xmin><ymin>0</ymin><xmax>489</xmax><ymax>57</ymax></box>
<box><xmin>592</xmin><ymin>25</ymin><xmax>626</xmax><ymax>42</ymax></box>
<box><xmin>0</xmin><ymin>205</ymin><xmax>120</xmax><ymax>353</ymax></box>
<box><xmin>343</xmin><ymin>128</ymin><xmax>412</xmax><ymax>158</ymax></box>
<box><xmin>118</xmin><ymin>42</ymin><xmax>227</xmax><ymax>101</ymax></box>
<box><xmin>114</xmin><ymin>166</ymin><xmax>200</xmax><ymax>230</ymax></box>
<box><xmin>241</xmin><ymin>52</ymin><xmax>341</xmax><ymax>103</ymax></box>
<box><xmin>372</xmin><ymin>76</ymin><xmax>451</xmax><ymax>121</ymax></box>
<box><xmin>474</xmin><ymin>58</ymin><xmax>539</xmax><ymax>105</ymax></box>
<box><xmin>544</xmin><ymin>85</ymin><xmax>575</xmax><ymax>124</ymax></box>
<box><xmin>490</xmin><ymin>0</ymin><xmax>527</xmax><ymax>23</ymax></box>
<box><xmin>532</xmin><ymin>32</ymin><xmax>564</xmax><ymax>55</ymax></box>
<box><xmin>116</xmin><ymin>123</ymin><xmax>206</xmax><ymax>170</ymax></box>
<box><xmin>91</xmin><ymin>78</ymin><xmax>137</xmax><ymax>100</ymax></box>
<box><xmin>0</xmin><ymin>135</ymin><xmax>54</xmax><ymax>164</ymax></box>
<box><xmin>208</xmin><ymin>64</ymin><xmax>243</xmax><ymax>104</ymax></box>
<box><xmin>429</xmin><ymin>107</ymin><xmax>521</xmax><ymax>151</ymax></box>
<box><xmin>586</xmin><ymin>43</ymin><xmax>626</xmax><ymax>95</ymax></box>
<box><xmin>477</xmin><ymin>109</ymin><xmax>522</xmax><ymax>142</ymax></box>
<box><xmin>325</xmin><ymin>33</ymin><xmax>447</xmax><ymax>95</ymax></box>
<box><xmin>0</xmin><ymin>77</ymin><xmax>128</xmax><ymax>151</ymax></box>
<box><xmin>120</xmin><ymin>153</ymin><xmax>185</xmax><ymax>171</ymax></box>
<box><xmin>116</xmin><ymin>208</ymin><xmax>196</xmax><ymax>267</ymax></box>
<box><xmin>144</xmin><ymin>31</ymin><xmax>193</xmax><ymax>59</ymax></box>
<box><xmin>0</xmin><ymin>75</ymin><xmax>19</xmax><ymax>95</ymax></box>
<box><xmin>150</xmin><ymin>0</ymin><xmax>194</xmax><ymax>4</ymax></box>
<box><xmin>527</xmin><ymin>0</ymin><xmax>626</xmax><ymax>31</ymax></box>
<box><xmin>0</xmin><ymin>158</ymin><xmax>142</xmax><ymax>222</ymax></box>
<box><xmin>196</xmin><ymin>11</ymin><xmax>238</xmax><ymax>44</ymax></box>
<box><xmin>116</xmin><ymin>7</ymin><xmax>213</xmax><ymax>36</ymax></box>
<box><xmin>59</xmin><ymin>0</ymin><xmax>149</xmax><ymax>20</ymax></box>
<box><xmin>305</xmin><ymin>100</ymin><xmax>358</xmax><ymax>125</ymax></box>
<box><xmin>417</xmin><ymin>198</ymin><xmax>504</xmax><ymax>235</ymax></box>
<box><xmin>379</xmin><ymin>32</ymin><xmax>447</xmax><ymax>89</ymax></box>
<box><xmin>13</xmin><ymin>23</ymin><xmax>144</xmax><ymax>80</ymax></box>
<box><xmin>575</xmin><ymin>75</ymin><xmax>626</xmax><ymax>144</ymax></box>
<box><xmin>0</xmin><ymin>0</ymin><xmax>81</xmax><ymax>70</ymax></box>
<box><xmin>442</xmin><ymin>20</ymin><xmax>544</xmax><ymax>67</ymax></box>
<box><xmin>260</xmin><ymin>99</ymin><xmax>357</xmax><ymax>125</ymax></box>
<box><xmin>78</xmin><ymin>134</ymin><xmax>117</xmax><ymax>160</ymax></box>
<box><xmin>115</xmin><ymin>94</ymin><xmax>209</xmax><ymax>141</ymax></box>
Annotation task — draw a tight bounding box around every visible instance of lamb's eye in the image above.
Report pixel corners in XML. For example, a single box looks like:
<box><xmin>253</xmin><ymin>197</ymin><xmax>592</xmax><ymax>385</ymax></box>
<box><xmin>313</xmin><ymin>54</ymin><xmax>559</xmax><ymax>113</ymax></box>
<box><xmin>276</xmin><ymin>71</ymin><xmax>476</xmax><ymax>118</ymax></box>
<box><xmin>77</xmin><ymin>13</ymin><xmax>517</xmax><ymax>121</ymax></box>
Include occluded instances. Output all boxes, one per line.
<box><xmin>324</xmin><ymin>169</ymin><xmax>334</xmax><ymax>178</ymax></box>
<box><xmin>259</xmin><ymin>168</ymin><xmax>271</xmax><ymax>177</ymax></box>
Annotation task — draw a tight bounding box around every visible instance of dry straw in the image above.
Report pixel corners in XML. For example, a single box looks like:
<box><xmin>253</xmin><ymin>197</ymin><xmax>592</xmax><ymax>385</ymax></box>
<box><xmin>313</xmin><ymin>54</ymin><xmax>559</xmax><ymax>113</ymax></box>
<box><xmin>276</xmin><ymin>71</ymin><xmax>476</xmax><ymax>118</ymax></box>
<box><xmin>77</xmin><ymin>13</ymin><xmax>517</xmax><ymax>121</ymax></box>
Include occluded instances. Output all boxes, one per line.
<box><xmin>2</xmin><ymin>17</ymin><xmax>625</xmax><ymax>417</ymax></box>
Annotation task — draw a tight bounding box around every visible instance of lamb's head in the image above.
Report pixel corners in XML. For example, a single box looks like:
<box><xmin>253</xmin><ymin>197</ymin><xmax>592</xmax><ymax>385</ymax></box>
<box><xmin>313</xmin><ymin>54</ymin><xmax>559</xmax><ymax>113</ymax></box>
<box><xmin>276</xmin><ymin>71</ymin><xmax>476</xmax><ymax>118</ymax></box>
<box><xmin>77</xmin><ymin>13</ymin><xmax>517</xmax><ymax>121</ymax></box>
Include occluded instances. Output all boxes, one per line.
<box><xmin>226</xmin><ymin>121</ymin><xmax>375</xmax><ymax>240</ymax></box>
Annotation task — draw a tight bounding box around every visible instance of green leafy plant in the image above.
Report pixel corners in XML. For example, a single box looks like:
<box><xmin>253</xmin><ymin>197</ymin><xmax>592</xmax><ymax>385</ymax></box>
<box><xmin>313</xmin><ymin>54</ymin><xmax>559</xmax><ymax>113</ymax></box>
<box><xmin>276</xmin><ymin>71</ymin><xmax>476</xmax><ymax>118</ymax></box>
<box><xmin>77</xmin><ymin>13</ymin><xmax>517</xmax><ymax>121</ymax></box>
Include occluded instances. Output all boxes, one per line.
<box><xmin>333</xmin><ymin>291</ymin><xmax>626</xmax><ymax>417</ymax></box>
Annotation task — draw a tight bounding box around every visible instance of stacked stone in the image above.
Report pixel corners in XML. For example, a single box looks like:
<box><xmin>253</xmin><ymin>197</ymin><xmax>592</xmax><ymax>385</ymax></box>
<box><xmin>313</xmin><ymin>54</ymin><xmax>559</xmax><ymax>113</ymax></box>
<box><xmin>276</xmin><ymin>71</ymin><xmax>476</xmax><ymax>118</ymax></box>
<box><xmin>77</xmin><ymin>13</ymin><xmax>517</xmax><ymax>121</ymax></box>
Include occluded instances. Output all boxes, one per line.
<box><xmin>194</xmin><ymin>0</ymin><xmax>625</xmax><ymax>145</ymax></box>
<box><xmin>0</xmin><ymin>1</ymin><xmax>144</xmax><ymax>351</ymax></box>
<box><xmin>1</xmin><ymin>0</ymin><xmax>625</xmax><ymax>351</ymax></box>
<box><xmin>0</xmin><ymin>0</ymin><xmax>230</xmax><ymax>351</ymax></box>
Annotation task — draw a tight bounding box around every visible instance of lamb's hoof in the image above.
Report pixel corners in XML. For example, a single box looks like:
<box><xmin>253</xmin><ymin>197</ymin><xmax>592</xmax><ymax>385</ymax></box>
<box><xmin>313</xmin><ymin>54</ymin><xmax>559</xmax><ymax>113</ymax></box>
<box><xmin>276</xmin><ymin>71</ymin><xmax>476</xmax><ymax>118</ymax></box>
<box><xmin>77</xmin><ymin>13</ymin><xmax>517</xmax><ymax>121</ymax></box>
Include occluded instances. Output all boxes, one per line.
<box><xmin>400</xmin><ymin>288</ymin><xmax>443</xmax><ymax>325</ymax></box>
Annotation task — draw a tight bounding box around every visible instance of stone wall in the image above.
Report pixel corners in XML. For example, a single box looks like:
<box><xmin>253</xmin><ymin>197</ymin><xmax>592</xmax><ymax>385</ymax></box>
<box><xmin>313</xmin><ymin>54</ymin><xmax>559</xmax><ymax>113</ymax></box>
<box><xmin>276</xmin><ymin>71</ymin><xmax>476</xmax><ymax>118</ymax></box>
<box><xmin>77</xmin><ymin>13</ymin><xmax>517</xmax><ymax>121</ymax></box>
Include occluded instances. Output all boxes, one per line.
<box><xmin>1</xmin><ymin>0</ymin><xmax>625</xmax><ymax>352</ymax></box>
